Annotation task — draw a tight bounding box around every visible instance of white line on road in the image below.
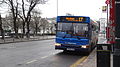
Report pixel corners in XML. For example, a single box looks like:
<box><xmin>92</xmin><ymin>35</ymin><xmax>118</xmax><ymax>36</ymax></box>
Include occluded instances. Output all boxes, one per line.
<box><xmin>26</xmin><ymin>60</ymin><xmax>37</xmax><ymax>64</ymax></box>
<box><xmin>25</xmin><ymin>51</ymin><xmax>62</xmax><ymax>64</ymax></box>
<box><xmin>41</xmin><ymin>56</ymin><xmax>49</xmax><ymax>59</ymax></box>
<box><xmin>40</xmin><ymin>51</ymin><xmax>61</xmax><ymax>59</ymax></box>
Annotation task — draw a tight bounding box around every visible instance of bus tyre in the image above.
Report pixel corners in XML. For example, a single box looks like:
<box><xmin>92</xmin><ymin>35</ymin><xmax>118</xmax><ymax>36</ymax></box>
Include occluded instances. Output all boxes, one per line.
<box><xmin>87</xmin><ymin>44</ymin><xmax>92</xmax><ymax>54</ymax></box>
<box><xmin>88</xmin><ymin>48</ymin><xmax>92</xmax><ymax>53</ymax></box>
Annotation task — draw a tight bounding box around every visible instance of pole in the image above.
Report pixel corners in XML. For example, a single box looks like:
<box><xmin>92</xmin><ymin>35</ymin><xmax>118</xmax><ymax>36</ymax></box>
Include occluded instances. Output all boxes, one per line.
<box><xmin>57</xmin><ymin>0</ymin><xmax>58</xmax><ymax>16</ymax></box>
<box><xmin>106</xmin><ymin>4</ymin><xmax>109</xmax><ymax>39</ymax></box>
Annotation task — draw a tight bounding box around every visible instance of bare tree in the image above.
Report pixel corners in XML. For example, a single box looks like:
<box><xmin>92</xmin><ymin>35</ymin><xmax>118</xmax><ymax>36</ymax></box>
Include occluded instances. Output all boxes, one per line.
<box><xmin>1</xmin><ymin>0</ymin><xmax>19</xmax><ymax>38</ymax></box>
<box><xmin>3</xmin><ymin>14</ymin><xmax>14</xmax><ymax>30</ymax></box>
<box><xmin>48</xmin><ymin>18</ymin><xmax>56</xmax><ymax>34</ymax></box>
<box><xmin>30</xmin><ymin>9</ymin><xmax>41</xmax><ymax>35</ymax></box>
<box><xmin>18</xmin><ymin>12</ymin><xmax>26</xmax><ymax>38</ymax></box>
<box><xmin>40</xmin><ymin>18</ymin><xmax>48</xmax><ymax>35</ymax></box>
<box><xmin>1</xmin><ymin>0</ymin><xmax>48</xmax><ymax>38</ymax></box>
<box><xmin>3</xmin><ymin>13</ymin><xmax>23</xmax><ymax>37</ymax></box>
<box><xmin>20</xmin><ymin>0</ymin><xmax>47</xmax><ymax>38</ymax></box>
<box><xmin>8</xmin><ymin>0</ymin><xmax>19</xmax><ymax>38</ymax></box>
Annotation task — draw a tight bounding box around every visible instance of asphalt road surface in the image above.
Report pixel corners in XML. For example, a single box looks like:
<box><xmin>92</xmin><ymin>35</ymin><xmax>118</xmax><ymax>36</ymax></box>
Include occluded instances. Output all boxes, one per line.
<box><xmin>0</xmin><ymin>39</ymin><xmax>86</xmax><ymax>67</ymax></box>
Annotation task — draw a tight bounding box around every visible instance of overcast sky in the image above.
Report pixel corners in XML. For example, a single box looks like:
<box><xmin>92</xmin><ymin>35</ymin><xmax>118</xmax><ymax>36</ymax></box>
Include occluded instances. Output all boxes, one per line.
<box><xmin>37</xmin><ymin>0</ymin><xmax>107</xmax><ymax>20</ymax></box>
<box><xmin>0</xmin><ymin>0</ymin><xmax>107</xmax><ymax>20</ymax></box>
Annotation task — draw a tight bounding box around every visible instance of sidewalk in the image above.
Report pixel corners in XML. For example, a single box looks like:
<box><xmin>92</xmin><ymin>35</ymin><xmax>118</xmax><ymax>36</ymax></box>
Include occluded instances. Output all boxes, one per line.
<box><xmin>77</xmin><ymin>48</ymin><xmax>96</xmax><ymax>67</ymax></box>
<box><xmin>77</xmin><ymin>34</ymin><xmax>113</xmax><ymax>67</ymax></box>
<box><xmin>77</xmin><ymin>49</ymin><xmax>113</xmax><ymax>67</ymax></box>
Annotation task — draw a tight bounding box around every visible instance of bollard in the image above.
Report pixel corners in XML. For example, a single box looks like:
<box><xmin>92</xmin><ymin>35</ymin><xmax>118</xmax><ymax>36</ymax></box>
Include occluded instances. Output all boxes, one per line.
<box><xmin>97</xmin><ymin>44</ymin><xmax>111</xmax><ymax>67</ymax></box>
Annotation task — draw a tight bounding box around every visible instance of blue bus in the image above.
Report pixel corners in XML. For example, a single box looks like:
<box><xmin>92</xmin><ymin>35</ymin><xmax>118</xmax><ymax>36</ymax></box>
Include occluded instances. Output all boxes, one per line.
<box><xmin>55</xmin><ymin>16</ymin><xmax>99</xmax><ymax>52</ymax></box>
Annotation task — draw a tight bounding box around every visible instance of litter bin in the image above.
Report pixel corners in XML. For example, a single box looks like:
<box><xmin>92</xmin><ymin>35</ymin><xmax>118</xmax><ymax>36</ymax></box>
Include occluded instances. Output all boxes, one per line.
<box><xmin>113</xmin><ymin>38</ymin><xmax>120</xmax><ymax>67</ymax></box>
<box><xmin>97</xmin><ymin>44</ymin><xmax>111</xmax><ymax>67</ymax></box>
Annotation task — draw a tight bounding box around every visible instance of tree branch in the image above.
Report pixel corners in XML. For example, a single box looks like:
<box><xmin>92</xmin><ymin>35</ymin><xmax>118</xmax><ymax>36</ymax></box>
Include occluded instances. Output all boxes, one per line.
<box><xmin>22</xmin><ymin>0</ymin><xmax>26</xmax><ymax>19</ymax></box>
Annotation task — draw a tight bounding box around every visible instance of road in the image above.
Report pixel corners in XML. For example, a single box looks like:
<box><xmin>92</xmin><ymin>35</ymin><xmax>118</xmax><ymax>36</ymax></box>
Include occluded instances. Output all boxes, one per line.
<box><xmin>0</xmin><ymin>35</ymin><xmax>106</xmax><ymax>67</ymax></box>
<box><xmin>0</xmin><ymin>39</ymin><xmax>86</xmax><ymax>67</ymax></box>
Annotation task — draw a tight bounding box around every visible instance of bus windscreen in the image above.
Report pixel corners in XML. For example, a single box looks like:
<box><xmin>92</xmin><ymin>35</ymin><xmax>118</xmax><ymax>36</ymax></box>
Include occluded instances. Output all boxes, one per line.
<box><xmin>57</xmin><ymin>23</ymin><xmax>88</xmax><ymax>37</ymax></box>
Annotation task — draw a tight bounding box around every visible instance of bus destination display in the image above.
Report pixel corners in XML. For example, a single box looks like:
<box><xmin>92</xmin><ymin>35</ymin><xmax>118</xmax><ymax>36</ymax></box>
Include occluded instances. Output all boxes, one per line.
<box><xmin>60</xmin><ymin>16</ymin><xmax>87</xmax><ymax>22</ymax></box>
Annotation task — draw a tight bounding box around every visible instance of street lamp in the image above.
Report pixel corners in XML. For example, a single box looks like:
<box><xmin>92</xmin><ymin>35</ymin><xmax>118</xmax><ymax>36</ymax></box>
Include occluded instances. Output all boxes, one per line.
<box><xmin>57</xmin><ymin>0</ymin><xmax>58</xmax><ymax>16</ymax></box>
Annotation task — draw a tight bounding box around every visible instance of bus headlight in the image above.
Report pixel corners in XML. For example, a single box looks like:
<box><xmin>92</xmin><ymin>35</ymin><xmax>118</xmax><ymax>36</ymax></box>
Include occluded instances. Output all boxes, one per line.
<box><xmin>81</xmin><ymin>45</ymin><xmax>89</xmax><ymax>48</ymax></box>
<box><xmin>55</xmin><ymin>43</ymin><xmax>61</xmax><ymax>46</ymax></box>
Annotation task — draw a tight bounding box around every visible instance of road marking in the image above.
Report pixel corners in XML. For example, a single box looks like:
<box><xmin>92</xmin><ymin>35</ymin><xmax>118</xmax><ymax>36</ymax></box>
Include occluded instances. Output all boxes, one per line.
<box><xmin>70</xmin><ymin>56</ymin><xmax>88</xmax><ymax>67</ymax></box>
<box><xmin>41</xmin><ymin>55</ymin><xmax>48</xmax><ymax>59</ymax></box>
<box><xmin>25</xmin><ymin>52</ymin><xmax>61</xmax><ymax>64</ymax></box>
<box><xmin>52</xmin><ymin>52</ymin><xmax>57</xmax><ymax>55</ymax></box>
<box><xmin>41</xmin><ymin>53</ymin><xmax>55</xmax><ymax>59</ymax></box>
<box><xmin>40</xmin><ymin>52</ymin><xmax>61</xmax><ymax>59</ymax></box>
<box><xmin>26</xmin><ymin>60</ymin><xmax>37</xmax><ymax>64</ymax></box>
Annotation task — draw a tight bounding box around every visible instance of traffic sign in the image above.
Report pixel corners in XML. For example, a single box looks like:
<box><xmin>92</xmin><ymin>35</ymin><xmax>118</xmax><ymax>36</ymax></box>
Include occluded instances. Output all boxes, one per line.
<box><xmin>105</xmin><ymin>0</ymin><xmax>110</xmax><ymax>4</ymax></box>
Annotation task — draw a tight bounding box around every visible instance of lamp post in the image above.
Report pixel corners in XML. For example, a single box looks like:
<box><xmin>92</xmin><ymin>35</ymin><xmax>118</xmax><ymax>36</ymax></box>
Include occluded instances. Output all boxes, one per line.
<box><xmin>57</xmin><ymin>0</ymin><xmax>58</xmax><ymax>16</ymax></box>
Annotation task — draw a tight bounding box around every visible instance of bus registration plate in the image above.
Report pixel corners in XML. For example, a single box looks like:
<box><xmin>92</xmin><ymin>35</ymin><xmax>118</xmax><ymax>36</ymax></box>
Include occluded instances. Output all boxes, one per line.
<box><xmin>67</xmin><ymin>48</ymin><xmax>75</xmax><ymax>51</ymax></box>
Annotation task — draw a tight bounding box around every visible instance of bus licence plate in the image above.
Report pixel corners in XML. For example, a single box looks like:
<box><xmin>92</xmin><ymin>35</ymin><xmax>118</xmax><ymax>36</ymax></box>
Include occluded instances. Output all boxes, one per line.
<box><xmin>67</xmin><ymin>48</ymin><xmax>75</xmax><ymax>51</ymax></box>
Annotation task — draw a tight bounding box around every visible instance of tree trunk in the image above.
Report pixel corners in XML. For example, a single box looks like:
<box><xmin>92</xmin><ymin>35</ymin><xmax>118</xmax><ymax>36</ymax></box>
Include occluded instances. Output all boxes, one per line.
<box><xmin>35</xmin><ymin>24</ymin><xmax>38</xmax><ymax>35</ymax></box>
<box><xmin>50</xmin><ymin>27</ymin><xmax>53</xmax><ymax>34</ymax></box>
<box><xmin>9</xmin><ymin>0</ymin><xmax>18</xmax><ymax>38</ymax></box>
<box><xmin>22</xmin><ymin>21</ymin><xmax>25</xmax><ymax>38</ymax></box>
<box><xmin>26</xmin><ymin>15</ymin><xmax>31</xmax><ymax>38</ymax></box>
<box><xmin>0</xmin><ymin>15</ymin><xmax>4</xmax><ymax>39</ymax></box>
<box><xmin>43</xmin><ymin>27</ymin><xmax>45</xmax><ymax>35</ymax></box>
<box><xmin>26</xmin><ymin>20</ymin><xmax>30</xmax><ymax>38</ymax></box>
<box><xmin>13</xmin><ymin>20</ymin><xmax>18</xmax><ymax>38</ymax></box>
